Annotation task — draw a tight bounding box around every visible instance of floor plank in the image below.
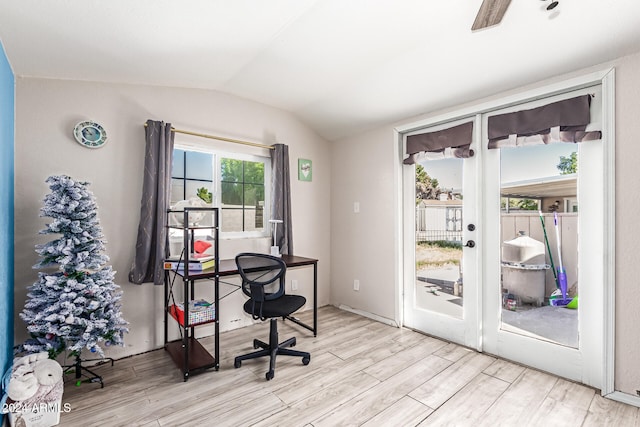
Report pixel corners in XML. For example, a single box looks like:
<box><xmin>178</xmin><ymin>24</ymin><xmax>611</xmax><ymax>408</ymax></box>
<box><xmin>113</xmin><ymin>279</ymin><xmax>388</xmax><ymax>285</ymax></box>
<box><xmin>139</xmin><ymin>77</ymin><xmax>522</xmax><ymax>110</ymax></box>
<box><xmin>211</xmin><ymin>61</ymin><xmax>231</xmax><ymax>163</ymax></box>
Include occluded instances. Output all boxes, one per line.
<box><xmin>419</xmin><ymin>373</ymin><xmax>510</xmax><ymax>426</ymax></box>
<box><xmin>409</xmin><ymin>352</ymin><xmax>496</xmax><ymax>408</ymax></box>
<box><xmin>55</xmin><ymin>305</ymin><xmax>639</xmax><ymax>427</ymax></box>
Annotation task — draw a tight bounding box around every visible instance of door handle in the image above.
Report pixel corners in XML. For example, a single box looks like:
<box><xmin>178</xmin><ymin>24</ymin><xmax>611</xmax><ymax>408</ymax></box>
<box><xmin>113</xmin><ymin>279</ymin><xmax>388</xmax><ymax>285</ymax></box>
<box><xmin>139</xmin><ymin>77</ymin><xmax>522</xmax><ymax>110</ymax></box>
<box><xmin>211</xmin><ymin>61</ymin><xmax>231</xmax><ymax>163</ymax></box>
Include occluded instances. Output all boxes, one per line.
<box><xmin>464</xmin><ymin>240</ymin><xmax>475</xmax><ymax>248</ymax></box>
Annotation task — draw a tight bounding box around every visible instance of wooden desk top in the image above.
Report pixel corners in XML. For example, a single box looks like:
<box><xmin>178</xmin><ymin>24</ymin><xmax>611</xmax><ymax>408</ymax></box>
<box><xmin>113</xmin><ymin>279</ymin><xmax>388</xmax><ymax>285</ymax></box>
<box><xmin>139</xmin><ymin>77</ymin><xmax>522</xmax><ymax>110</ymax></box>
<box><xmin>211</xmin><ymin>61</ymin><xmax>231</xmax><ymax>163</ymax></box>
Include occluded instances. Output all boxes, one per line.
<box><xmin>218</xmin><ymin>254</ymin><xmax>317</xmax><ymax>277</ymax></box>
<box><xmin>173</xmin><ymin>254</ymin><xmax>317</xmax><ymax>279</ymax></box>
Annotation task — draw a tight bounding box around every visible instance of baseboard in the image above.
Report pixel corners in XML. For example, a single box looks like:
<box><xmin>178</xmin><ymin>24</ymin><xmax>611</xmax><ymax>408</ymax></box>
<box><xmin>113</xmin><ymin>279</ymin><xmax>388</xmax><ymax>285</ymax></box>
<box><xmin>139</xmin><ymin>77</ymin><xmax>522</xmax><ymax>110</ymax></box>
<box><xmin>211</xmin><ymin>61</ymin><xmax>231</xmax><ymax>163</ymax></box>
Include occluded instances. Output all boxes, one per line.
<box><xmin>603</xmin><ymin>390</ymin><xmax>640</xmax><ymax>408</ymax></box>
<box><xmin>337</xmin><ymin>304</ymin><xmax>399</xmax><ymax>328</ymax></box>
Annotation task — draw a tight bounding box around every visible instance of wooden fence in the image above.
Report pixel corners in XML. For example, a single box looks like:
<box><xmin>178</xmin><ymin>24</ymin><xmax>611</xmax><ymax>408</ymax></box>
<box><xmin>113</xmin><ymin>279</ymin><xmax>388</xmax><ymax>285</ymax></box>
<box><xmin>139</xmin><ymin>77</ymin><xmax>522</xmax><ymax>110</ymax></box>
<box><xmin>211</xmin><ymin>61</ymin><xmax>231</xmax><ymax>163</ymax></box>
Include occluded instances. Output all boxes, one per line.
<box><xmin>416</xmin><ymin>207</ymin><xmax>578</xmax><ymax>296</ymax></box>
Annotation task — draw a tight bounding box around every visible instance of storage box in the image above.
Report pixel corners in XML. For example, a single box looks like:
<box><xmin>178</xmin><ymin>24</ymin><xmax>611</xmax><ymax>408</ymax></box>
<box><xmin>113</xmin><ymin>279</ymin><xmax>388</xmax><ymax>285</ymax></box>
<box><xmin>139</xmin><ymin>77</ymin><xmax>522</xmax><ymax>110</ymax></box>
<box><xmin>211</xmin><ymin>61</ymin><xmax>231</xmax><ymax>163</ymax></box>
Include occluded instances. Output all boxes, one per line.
<box><xmin>7</xmin><ymin>397</ymin><xmax>62</xmax><ymax>427</ymax></box>
<box><xmin>169</xmin><ymin>300</ymin><xmax>216</xmax><ymax>326</ymax></box>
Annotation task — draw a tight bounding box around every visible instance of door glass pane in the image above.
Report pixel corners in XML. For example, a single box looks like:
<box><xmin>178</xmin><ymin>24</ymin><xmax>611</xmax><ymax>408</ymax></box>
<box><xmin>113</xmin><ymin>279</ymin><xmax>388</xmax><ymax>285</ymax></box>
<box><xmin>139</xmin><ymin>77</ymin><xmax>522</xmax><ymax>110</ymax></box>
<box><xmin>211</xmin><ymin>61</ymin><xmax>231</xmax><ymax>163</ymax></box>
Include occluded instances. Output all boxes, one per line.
<box><xmin>499</xmin><ymin>144</ymin><xmax>578</xmax><ymax>348</ymax></box>
<box><xmin>414</xmin><ymin>159</ymin><xmax>464</xmax><ymax>319</ymax></box>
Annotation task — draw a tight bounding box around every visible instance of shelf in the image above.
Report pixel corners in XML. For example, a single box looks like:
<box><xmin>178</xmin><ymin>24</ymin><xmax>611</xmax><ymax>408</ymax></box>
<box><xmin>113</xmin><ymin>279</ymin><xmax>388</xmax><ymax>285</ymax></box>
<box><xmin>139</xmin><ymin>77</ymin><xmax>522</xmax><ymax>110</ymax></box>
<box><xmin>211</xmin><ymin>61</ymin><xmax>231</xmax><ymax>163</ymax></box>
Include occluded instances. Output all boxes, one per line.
<box><xmin>168</xmin><ymin>303</ymin><xmax>216</xmax><ymax>328</ymax></box>
<box><xmin>165</xmin><ymin>339</ymin><xmax>217</xmax><ymax>376</ymax></box>
<box><xmin>166</xmin><ymin>267</ymin><xmax>217</xmax><ymax>279</ymax></box>
<box><xmin>164</xmin><ymin>206</ymin><xmax>219</xmax><ymax>382</ymax></box>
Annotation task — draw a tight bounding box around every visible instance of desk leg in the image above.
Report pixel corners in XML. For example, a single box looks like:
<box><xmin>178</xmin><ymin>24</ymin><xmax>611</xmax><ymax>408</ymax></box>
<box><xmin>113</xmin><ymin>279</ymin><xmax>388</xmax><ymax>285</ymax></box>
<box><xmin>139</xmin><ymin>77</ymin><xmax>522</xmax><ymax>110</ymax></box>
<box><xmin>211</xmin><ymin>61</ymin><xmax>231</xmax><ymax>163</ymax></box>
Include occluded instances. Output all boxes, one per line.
<box><xmin>313</xmin><ymin>262</ymin><xmax>317</xmax><ymax>336</ymax></box>
<box><xmin>284</xmin><ymin>261</ymin><xmax>318</xmax><ymax>336</ymax></box>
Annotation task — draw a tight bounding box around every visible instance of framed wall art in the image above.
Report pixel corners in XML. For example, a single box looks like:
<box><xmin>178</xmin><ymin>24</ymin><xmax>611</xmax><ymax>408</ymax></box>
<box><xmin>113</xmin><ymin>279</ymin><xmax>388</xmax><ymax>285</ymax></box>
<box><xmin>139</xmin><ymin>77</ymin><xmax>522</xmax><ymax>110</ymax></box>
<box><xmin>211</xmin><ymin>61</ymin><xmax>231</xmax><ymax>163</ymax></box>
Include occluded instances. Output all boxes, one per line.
<box><xmin>298</xmin><ymin>158</ymin><xmax>312</xmax><ymax>182</ymax></box>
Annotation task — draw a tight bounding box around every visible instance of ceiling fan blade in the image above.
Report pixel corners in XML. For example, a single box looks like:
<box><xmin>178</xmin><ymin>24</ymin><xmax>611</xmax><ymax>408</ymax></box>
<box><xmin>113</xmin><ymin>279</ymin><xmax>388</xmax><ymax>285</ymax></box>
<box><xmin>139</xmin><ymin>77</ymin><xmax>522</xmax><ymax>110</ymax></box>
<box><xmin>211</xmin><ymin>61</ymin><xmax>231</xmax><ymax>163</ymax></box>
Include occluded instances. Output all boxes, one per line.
<box><xmin>472</xmin><ymin>0</ymin><xmax>512</xmax><ymax>31</ymax></box>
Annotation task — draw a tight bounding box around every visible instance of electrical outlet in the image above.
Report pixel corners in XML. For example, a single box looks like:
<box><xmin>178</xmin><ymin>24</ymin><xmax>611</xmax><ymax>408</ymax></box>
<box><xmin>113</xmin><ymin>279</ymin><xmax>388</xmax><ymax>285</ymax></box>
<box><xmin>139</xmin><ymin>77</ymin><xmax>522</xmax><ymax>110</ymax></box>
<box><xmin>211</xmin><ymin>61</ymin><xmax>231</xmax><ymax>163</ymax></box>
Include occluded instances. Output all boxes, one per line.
<box><xmin>353</xmin><ymin>279</ymin><xmax>360</xmax><ymax>291</ymax></box>
<box><xmin>291</xmin><ymin>279</ymin><xmax>298</xmax><ymax>291</ymax></box>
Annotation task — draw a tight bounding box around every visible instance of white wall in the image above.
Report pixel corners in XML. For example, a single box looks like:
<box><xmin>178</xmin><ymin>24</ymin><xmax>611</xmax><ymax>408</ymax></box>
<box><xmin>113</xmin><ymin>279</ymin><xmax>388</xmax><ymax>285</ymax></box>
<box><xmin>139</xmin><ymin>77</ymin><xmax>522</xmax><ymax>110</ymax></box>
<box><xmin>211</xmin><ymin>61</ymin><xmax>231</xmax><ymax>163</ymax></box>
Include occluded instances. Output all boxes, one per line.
<box><xmin>329</xmin><ymin>125</ymin><xmax>397</xmax><ymax>320</ymax></box>
<box><xmin>611</xmin><ymin>52</ymin><xmax>640</xmax><ymax>396</ymax></box>
<box><xmin>13</xmin><ymin>77</ymin><xmax>331</xmax><ymax>360</ymax></box>
<box><xmin>330</xmin><ymin>51</ymin><xmax>640</xmax><ymax>396</ymax></box>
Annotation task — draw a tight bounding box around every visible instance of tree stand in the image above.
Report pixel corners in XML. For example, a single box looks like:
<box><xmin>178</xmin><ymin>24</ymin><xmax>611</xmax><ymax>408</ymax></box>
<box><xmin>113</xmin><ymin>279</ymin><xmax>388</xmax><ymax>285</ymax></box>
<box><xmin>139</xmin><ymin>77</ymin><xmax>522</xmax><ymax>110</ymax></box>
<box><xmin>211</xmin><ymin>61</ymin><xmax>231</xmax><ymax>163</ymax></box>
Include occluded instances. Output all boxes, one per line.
<box><xmin>64</xmin><ymin>355</ymin><xmax>114</xmax><ymax>388</ymax></box>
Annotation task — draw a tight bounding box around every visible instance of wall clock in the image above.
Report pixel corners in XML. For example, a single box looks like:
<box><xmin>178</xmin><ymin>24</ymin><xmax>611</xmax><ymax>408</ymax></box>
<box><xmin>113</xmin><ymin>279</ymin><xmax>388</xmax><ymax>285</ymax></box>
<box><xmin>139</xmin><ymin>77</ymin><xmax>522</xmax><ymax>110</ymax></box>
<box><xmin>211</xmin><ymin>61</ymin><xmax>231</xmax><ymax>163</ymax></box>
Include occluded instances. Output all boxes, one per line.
<box><xmin>73</xmin><ymin>120</ymin><xmax>107</xmax><ymax>148</ymax></box>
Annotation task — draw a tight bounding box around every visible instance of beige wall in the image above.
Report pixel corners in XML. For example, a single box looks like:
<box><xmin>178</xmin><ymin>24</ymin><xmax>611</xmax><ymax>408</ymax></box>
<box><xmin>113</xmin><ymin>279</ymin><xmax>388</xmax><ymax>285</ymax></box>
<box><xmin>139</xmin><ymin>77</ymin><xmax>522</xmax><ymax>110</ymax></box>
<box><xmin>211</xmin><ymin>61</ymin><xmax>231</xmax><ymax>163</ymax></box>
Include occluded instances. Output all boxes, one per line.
<box><xmin>329</xmin><ymin>125</ymin><xmax>398</xmax><ymax>320</ymax></box>
<box><xmin>612</xmin><ymin>52</ymin><xmax>640</xmax><ymax>396</ymax></box>
<box><xmin>13</xmin><ymin>77</ymin><xmax>331</xmax><ymax>359</ymax></box>
<box><xmin>331</xmin><ymin>51</ymin><xmax>640</xmax><ymax>396</ymax></box>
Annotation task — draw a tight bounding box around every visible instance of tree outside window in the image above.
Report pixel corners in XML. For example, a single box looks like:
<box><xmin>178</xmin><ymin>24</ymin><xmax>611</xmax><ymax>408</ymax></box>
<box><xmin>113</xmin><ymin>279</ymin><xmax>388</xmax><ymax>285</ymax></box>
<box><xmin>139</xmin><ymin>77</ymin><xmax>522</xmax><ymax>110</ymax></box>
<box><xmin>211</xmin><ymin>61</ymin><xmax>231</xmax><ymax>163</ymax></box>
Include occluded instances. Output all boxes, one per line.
<box><xmin>220</xmin><ymin>158</ymin><xmax>265</xmax><ymax>232</ymax></box>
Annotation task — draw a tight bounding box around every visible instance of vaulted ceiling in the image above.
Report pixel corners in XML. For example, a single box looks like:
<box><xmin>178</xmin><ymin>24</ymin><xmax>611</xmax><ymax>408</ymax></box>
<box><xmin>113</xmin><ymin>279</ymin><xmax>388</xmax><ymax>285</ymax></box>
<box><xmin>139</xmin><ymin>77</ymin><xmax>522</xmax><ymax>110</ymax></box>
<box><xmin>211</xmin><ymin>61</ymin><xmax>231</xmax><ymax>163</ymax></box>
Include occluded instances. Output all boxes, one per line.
<box><xmin>1</xmin><ymin>0</ymin><xmax>640</xmax><ymax>141</ymax></box>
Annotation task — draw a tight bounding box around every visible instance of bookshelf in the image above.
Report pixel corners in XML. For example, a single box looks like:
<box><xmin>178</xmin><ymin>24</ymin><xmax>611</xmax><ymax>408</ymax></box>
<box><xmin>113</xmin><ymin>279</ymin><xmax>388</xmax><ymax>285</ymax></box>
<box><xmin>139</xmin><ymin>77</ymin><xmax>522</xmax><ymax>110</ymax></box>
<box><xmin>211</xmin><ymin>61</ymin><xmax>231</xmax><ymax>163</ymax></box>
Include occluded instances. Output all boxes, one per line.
<box><xmin>163</xmin><ymin>206</ymin><xmax>219</xmax><ymax>381</ymax></box>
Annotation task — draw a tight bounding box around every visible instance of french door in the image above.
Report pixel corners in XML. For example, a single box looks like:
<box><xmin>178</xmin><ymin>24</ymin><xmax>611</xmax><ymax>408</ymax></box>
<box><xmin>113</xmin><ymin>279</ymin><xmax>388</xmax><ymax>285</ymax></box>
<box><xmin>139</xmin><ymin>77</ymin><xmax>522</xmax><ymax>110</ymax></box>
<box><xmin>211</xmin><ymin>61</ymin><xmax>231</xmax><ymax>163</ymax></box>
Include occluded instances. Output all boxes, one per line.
<box><xmin>401</xmin><ymin>84</ymin><xmax>608</xmax><ymax>388</ymax></box>
<box><xmin>402</xmin><ymin>116</ymin><xmax>481</xmax><ymax>351</ymax></box>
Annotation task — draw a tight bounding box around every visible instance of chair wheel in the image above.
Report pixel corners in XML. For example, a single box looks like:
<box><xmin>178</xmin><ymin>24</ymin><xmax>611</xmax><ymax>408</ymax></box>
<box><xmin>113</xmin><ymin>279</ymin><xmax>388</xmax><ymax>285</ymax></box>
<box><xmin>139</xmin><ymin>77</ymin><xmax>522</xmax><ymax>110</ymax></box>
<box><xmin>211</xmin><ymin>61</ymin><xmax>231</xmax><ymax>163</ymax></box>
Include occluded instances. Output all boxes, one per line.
<box><xmin>266</xmin><ymin>371</ymin><xmax>274</xmax><ymax>381</ymax></box>
<box><xmin>253</xmin><ymin>339</ymin><xmax>260</xmax><ymax>349</ymax></box>
<box><xmin>234</xmin><ymin>359</ymin><xmax>241</xmax><ymax>369</ymax></box>
<box><xmin>302</xmin><ymin>356</ymin><xmax>310</xmax><ymax>365</ymax></box>
<box><xmin>291</xmin><ymin>337</ymin><xmax>296</xmax><ymax>347</ymax></box>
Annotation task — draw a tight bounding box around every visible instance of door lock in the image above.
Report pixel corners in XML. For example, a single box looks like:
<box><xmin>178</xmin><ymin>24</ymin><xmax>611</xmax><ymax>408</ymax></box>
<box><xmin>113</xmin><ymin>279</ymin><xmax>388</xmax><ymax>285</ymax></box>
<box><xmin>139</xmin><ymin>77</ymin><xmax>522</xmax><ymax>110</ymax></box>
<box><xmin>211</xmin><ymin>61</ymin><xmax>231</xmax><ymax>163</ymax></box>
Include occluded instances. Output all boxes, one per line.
<box><xmin>467</xmin><ymin>224</ymin><xmax>476</xmax><ymax>231</ymax></box>
<box><xmin>464</xmin><ymin>240</ymin><xmax>476</xmax><ymax>248</ymax></box>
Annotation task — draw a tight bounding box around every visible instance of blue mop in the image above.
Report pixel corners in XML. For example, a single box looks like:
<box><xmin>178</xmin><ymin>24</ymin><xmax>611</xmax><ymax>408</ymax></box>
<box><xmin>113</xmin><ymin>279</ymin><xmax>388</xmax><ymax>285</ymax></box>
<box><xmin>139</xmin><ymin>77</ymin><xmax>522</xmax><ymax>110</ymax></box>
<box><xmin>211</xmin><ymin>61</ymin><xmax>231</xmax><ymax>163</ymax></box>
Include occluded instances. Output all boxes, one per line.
<box><xmin>550</xmin><ymin>212</ymin><xmax>572</xmax><ymax>307</ymax></box>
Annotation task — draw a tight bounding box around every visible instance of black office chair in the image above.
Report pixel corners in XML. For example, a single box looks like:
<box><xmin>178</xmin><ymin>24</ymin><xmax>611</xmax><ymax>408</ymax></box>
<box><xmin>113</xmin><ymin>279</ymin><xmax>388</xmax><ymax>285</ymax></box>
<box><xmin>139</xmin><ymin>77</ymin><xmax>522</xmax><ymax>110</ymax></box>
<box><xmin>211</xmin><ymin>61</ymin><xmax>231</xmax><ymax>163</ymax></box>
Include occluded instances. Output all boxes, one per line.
<box><xmin>233</xmin><ymin>253</ymin><xmax>310</xmax><ymax>380</ymax></box>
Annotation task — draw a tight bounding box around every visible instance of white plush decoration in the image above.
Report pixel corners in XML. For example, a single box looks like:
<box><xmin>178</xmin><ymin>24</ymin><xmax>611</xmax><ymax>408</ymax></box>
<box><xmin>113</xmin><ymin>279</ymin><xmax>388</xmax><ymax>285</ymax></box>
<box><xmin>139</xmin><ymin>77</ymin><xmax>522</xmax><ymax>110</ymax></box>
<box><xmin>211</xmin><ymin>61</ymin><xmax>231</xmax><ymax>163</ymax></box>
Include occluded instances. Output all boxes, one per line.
<box><xmin>34</xmin><ymin>359</ymin><xmax>63</xmax><ymax>386</ymax></box>
<box><xmin>7</xmin><ymin>352</ymin><xmax>63</xmax><ymax>403</ymax></box>
<box><xmin>7</xmin><ymin>372</ymin><xmax>38</xmax><ymax>402</ymax></box>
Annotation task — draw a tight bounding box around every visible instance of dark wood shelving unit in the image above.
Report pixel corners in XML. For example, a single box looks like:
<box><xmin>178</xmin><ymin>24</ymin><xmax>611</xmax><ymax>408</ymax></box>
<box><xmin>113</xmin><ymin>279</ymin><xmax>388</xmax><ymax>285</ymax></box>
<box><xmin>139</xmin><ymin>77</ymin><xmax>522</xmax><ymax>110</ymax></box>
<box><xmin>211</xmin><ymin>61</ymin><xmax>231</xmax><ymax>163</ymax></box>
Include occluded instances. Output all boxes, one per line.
<box><xmin>163</xmin><ymin>206</ymin><xmax>219</xmax><ymax>381</ymax></box>
<box><xmin>165</xmin><ymin>338</ymin><xmax>217</xmax><ymax>374</ymax></box>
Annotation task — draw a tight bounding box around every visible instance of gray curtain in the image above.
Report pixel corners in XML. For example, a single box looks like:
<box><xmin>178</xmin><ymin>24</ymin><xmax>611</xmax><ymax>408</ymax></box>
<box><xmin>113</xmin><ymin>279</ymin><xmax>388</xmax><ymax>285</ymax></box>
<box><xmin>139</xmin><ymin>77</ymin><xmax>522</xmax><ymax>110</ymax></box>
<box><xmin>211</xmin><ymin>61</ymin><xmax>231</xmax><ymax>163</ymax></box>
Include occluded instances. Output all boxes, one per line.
<box><xmin>129</xmin><ymin>120</ymin><xmax>174</xmax><ymax>285</ymax></box>
<box><xmin>270</xmin><ymin>144</ymin><xmax>293</xmax><ymax>255</ymax></box>
<box><xmin>488</xmin><ymin>95</ymin><xmax>601</xmax><ymax>149</ymax></box>
<box><xmin>403</xmin><ymin>121</ymin><xmax>474</xmax><ymax>164</ymax></box>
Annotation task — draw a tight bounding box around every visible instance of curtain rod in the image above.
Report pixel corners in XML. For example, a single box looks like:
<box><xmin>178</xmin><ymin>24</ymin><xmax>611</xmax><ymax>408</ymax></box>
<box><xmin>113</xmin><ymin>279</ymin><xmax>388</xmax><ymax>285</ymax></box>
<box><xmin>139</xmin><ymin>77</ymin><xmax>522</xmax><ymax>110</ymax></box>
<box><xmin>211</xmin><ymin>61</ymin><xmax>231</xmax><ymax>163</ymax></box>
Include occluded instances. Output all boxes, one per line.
<box><xmin>144</xmin><ymin>123</ymin><xmax>274</xmax><ymax>150</ymax></box>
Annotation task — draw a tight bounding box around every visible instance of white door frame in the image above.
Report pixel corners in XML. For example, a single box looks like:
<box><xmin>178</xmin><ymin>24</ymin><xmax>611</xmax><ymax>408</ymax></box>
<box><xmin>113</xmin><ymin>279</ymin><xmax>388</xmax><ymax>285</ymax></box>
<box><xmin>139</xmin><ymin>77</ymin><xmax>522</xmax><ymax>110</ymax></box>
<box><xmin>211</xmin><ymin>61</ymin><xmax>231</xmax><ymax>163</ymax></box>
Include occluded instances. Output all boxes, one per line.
<box><xmin>395</xmin><ymin>68</ymin><xmax>615</xmax><ymax>393</ymax></box>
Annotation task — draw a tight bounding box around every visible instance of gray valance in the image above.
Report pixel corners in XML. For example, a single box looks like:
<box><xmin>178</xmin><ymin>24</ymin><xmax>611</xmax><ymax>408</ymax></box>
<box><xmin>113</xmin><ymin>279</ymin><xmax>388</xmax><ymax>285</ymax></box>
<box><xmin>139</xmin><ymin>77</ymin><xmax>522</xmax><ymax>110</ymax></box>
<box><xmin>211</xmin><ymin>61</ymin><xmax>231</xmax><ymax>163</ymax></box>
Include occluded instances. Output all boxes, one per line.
<box><xmin>488</xmin><ymin>95</ymin><xmax>601</xmax><ymax>149</ymax></box>
<box><xmin>403</xmin><ymin>121</ymin><xmax>474</xmax><ymax>164</ymax></box>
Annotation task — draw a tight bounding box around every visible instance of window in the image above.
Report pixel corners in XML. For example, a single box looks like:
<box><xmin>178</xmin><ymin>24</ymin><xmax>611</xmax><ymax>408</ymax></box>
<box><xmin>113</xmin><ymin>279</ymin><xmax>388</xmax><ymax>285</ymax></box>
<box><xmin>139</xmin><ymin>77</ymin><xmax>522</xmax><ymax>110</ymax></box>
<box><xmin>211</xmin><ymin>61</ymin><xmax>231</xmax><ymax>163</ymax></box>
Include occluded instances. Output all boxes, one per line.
<box><xmin>171</xmin><ymin>147</ymin><xmax>270</xmax><ymax>237</ymax></box>
<box><xmin>220</xmin><ymin>158</ymin><xmax>265</xmax><ymax>233</ymax></box>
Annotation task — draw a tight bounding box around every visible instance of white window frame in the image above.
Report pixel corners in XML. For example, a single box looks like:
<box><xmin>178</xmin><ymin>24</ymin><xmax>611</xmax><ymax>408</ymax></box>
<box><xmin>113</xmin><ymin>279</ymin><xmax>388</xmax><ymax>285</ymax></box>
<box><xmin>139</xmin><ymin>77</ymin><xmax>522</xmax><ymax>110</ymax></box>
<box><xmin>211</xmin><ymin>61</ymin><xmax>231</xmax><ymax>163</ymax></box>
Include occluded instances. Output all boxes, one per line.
<box><xmin>173</xmin><ymin>143</ymin><xmax>271</xmax><ymax>239</ymax></box>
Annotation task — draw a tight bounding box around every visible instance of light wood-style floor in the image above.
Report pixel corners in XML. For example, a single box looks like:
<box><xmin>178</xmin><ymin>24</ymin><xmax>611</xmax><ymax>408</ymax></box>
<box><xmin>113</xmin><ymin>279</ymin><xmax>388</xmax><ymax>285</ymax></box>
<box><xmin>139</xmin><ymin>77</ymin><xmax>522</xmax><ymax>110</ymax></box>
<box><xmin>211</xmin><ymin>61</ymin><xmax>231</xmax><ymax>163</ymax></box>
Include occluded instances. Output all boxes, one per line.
<box><xmin>60</xmin><ymin>306</ymin><xmax>639</xmax><ymax>426</ymax></box>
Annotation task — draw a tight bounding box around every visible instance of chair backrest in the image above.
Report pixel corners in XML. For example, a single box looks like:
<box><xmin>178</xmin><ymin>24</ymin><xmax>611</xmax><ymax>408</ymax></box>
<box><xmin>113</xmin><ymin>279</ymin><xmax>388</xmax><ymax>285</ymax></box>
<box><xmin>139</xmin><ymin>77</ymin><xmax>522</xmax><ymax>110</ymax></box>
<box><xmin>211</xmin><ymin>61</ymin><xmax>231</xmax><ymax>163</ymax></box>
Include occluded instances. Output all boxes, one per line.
<box><xmin>235</xmin><ymin>253</ymin><xmax>287</xmax><ymax>304</ymax></box>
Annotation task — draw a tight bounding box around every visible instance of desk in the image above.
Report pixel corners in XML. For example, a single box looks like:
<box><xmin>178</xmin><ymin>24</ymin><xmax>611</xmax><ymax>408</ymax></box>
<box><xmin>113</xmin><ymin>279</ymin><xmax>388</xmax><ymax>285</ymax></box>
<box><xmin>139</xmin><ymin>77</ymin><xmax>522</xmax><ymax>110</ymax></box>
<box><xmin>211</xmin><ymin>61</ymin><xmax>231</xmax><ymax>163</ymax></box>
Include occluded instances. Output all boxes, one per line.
<box><xmin>217</xmin><ymin>254</ymin><xmax>318</xmax><ymax>336</ymax></box>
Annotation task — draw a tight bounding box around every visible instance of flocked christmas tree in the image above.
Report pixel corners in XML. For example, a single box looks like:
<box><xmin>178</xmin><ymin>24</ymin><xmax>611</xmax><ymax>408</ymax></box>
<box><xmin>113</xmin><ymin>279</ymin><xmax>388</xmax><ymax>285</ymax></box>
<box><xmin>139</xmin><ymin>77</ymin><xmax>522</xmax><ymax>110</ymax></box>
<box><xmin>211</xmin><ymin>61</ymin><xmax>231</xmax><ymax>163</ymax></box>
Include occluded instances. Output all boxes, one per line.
<box><xmin>20</xmin><ymin>175</ymin><xmax>128</xmax><ymax>360</ymax></box>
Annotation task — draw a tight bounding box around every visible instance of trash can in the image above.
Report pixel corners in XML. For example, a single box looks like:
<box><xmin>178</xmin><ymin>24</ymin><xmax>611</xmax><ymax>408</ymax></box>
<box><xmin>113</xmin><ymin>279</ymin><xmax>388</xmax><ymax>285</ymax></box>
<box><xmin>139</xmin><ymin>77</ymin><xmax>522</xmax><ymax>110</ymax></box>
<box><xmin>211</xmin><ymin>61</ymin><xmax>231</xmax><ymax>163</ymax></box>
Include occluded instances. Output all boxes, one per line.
<box><xmin>501</xmin><ymin>231</ymin><xmax>549</xmax><ymax>306</ymax></box>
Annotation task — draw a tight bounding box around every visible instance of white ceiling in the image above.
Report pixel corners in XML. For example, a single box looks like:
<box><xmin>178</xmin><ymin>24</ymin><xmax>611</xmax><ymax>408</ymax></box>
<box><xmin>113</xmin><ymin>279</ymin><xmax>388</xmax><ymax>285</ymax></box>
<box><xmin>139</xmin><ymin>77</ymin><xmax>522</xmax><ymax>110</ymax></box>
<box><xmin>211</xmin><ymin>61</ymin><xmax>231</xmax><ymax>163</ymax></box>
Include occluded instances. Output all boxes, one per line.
<box><xmin>1</xmin><ymin>0</ymin><xmax>640</xmax><ymax>141</ymax></box>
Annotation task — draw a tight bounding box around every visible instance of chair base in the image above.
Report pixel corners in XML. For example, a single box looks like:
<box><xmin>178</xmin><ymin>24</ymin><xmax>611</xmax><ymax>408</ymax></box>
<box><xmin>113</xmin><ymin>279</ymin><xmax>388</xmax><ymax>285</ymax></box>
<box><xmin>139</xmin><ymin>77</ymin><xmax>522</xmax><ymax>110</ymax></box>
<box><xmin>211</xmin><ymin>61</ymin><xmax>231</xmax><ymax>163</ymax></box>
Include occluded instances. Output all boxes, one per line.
<box><xmin>234</xmin><ymin>318</ymin><xmax>310</xmax><ymax>380</ymax></box>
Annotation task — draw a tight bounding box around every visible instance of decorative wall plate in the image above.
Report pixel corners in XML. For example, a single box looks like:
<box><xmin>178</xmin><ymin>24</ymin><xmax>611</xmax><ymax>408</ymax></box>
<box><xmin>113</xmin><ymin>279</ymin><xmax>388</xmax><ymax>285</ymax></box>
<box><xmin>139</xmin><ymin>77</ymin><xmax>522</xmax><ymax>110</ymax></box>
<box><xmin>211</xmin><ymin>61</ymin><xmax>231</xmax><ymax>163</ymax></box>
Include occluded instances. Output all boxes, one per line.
<box><xmin>73</xmin><ymin>120</ymin><xmax>107</xmax><ymax>148</ymax></box>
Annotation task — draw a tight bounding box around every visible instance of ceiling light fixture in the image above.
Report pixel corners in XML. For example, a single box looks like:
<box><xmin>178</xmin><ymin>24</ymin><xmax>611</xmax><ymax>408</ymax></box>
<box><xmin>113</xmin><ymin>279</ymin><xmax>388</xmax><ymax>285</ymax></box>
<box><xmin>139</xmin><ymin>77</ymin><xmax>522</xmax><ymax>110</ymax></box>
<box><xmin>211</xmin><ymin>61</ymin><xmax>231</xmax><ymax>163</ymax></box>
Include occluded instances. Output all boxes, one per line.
<box><xmin>541</xmin><ymin>0</ymin><xmax>559</xmax><ymax>11</ymax></box>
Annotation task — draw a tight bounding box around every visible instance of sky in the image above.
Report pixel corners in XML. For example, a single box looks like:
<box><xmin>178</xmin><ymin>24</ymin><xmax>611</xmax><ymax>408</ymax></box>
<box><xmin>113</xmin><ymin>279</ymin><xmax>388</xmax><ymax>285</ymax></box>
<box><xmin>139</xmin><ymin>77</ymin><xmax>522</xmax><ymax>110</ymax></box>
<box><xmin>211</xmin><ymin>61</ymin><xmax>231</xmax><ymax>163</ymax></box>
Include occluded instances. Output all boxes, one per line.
<box><xmin>420</xmin><ymin>143</ymin><xmax>578</xmax><ymax>190</ymax></box>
